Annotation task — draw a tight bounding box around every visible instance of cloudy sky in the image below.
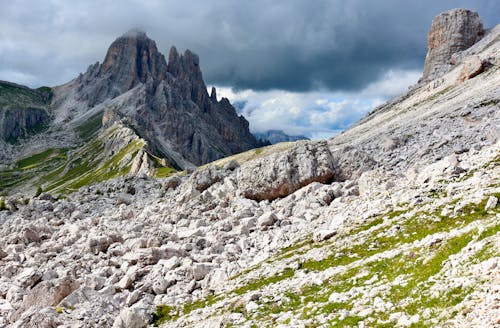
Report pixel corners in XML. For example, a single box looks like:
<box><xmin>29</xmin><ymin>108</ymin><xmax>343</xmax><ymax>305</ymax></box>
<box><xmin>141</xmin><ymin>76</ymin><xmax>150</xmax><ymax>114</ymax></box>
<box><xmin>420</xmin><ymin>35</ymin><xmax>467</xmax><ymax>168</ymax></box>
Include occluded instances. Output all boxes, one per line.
<box><xmin>1</xmin><ymin>1</ymin><xmax>498</xmax><ymax>138</ymax></box>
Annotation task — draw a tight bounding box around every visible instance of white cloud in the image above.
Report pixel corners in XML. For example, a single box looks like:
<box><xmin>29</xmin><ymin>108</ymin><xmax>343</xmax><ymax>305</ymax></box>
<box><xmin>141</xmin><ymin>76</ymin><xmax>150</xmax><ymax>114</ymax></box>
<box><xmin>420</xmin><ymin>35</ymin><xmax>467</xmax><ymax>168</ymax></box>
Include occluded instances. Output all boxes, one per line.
<box><xmin>215</xmin><ymin>68</ymin><xmax>419</xmax><ymax>139</ymax></box>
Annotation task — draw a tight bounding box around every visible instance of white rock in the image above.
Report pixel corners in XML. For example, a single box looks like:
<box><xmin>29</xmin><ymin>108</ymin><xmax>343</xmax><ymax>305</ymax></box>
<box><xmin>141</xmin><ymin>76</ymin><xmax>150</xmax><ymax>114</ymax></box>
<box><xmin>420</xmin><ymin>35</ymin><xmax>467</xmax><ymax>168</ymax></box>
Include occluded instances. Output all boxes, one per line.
<box><xmin>245</xmin><ymin>301</ymin><xmax>259</xmax><ymax>312</ymax></box>
<box><xmin>313</xmin><ymin>229</ymin><xmax>337</xmax><ymax>242</ymax></box>
<box><xmin>328</xmin><ymin>292</ymin><xmax>349</xmax><ymax>303</ymax></box>
<box><xmin>112</xmin><ymin>306</ymin><xmax>152</xmax><ymax>328</ymax></box>
<box><xmin>485</xmin><ymin>195</ymin><xmax>498</xmax><ymax>211</ymax></box>
<box><xmin>118</xmin><ymin>267</ymin><xmax>138</xmax><ymax>289</ymax></box>
<box><xmin>258</xmin><ymin>212</ymin><xmax>278</xmax><ymax>227</ymax></box>
<box><xmin>191</xmin><ymin>263</ymin><xmax>216</xmax><ymax>281</ymax></box>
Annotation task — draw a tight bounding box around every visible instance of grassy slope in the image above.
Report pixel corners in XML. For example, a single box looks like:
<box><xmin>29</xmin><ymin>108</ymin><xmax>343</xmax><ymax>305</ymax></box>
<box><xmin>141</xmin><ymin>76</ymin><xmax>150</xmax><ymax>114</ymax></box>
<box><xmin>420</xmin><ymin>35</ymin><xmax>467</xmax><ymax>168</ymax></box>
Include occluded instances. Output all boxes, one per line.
<box><xmin>0</xmin><ymin>123</ymin><xmax>176</xmax><ymax>195</ymax></box>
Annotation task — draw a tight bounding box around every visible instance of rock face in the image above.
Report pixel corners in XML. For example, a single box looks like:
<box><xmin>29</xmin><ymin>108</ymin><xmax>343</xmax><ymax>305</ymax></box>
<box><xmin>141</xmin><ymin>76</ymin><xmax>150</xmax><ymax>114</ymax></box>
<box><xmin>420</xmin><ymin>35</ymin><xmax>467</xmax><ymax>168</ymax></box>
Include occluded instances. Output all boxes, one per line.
<box><xmin>422</xmin><ymin>8</ymin><xmax>484</xmax><ymax>81</ymax></box>
<box><xmin>0</xmin><ymin>81</ymin><xmax>51</xmax><ymax>142</ymax></box>
<box><xmin>76</xmin><ymin>30</ymin><xmax>164</xmax><ymax>106</ymax></box>
<box><xmin>0</xmin><ymin>107</ymin><xmax>49</xmax><ymax>142</ymax></box>
<box><xmin>57</xmin><ymin>30</ymin><xmax>262</xmax><ymax>167</ymax></box>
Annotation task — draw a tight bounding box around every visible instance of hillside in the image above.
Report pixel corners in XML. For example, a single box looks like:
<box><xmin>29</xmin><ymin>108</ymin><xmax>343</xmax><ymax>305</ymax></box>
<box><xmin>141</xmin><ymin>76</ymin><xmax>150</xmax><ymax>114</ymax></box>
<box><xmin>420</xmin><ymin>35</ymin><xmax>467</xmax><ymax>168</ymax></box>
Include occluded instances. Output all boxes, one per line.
<box><xmin>0</xmin><ymin>8</ymin><xmax>498</xmax><ymax>328</ymax></box>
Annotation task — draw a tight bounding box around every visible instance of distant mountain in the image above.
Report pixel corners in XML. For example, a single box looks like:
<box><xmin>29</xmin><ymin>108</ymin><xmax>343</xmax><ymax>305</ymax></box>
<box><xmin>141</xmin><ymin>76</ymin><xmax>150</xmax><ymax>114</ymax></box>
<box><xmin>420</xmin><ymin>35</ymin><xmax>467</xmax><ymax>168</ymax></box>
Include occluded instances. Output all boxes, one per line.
<box><xmin>254</xmin><ymin>129</ymin><xmax>309</xmax><ymax>144</ymax></box>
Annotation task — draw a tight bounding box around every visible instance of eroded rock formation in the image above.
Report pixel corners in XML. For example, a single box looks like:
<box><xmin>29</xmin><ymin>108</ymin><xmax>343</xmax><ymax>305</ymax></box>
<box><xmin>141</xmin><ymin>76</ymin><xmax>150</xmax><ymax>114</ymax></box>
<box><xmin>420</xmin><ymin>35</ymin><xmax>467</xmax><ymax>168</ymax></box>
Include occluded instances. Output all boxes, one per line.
<box><xmin>422</xmin><ymin>8</ymin><xmax>484</xmax><ymax>81</ymax></box>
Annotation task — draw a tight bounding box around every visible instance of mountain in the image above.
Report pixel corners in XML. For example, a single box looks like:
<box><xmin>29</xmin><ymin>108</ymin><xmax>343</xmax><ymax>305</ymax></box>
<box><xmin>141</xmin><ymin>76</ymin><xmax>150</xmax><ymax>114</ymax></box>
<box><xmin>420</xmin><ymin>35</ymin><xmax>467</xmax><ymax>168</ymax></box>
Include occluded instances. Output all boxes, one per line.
<box><xmin>0</xmin><ymin>30</ymin><xmax>263</xmax><ymax>195</ymax></box>
<box><xmin>54</xmin><ymin>30</ymin><xmax>262</xmax><ymax>166</ymax></box>
<box><xmin>0</xmin><ymin>8</ymin><xmax>499</xmax><ymax>328</ymax></box>
<box><xmin>253</xmin><ymin>129</ymin><xmax>309</xmax><ymax>144</ymax></box>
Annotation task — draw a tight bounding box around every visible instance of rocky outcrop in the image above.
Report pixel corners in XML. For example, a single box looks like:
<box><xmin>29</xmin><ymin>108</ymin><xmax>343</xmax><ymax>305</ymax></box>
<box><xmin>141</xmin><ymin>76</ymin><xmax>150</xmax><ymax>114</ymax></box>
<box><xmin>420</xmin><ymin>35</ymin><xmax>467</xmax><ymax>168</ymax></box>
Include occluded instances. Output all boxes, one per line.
<box><xmin>0</xmin><ymin>108</ymin><xmax>49</xmax><ymax>142</ymax></box>
<box><xmin>0</xmin><ymin>81</ymin><xmax>51</xmax><ymax>142</ymax></box>
<box><xmin>237</xmin><ymin>141</ymin><xmax>335</xmax><ymax>201</ymax></box>
<box><xmin>421</xmin><ymin>9</ymin><xmax>484</xmax><ymax>81</ymax></box>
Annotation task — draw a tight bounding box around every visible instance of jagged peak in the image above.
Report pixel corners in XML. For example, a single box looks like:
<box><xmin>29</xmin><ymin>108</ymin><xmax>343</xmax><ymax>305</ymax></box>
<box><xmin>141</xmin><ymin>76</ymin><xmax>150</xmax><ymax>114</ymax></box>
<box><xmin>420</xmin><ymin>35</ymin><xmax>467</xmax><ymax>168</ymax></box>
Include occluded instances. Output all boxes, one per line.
<box><xmin>168</xmin><ymin>46</ymin><xmax>180</xmax><ymax>63</ymax></box>
<box><xmin>167</xmin><ymin>47</ymin><xmax>203</xmax><ymax>81</ymax></box>
<box><xmin>210</xmin><ymin>87</ymin><xmax>217</xmax><ymax>101</ymax></box>
<box><xmin>182</xmin><ymin>49</ymin><xmax>199</xmax><ymax>66</ymax></box>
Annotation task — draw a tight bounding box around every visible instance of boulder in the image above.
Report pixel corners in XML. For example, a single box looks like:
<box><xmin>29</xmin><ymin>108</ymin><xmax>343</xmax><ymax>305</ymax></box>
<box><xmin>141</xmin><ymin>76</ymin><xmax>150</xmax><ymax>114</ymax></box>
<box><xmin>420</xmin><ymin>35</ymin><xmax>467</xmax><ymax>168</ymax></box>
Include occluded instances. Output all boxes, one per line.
<box><xmin>238</xmin><ymin>141</ymin><xmax>335</xmax><ymax>201</ymax></box>
<box><xmin>258</xmin><ymin>212</ymin><xmax>278</xmax><ymax>227</ymax></box>
<box><xmin>422</xmin><ymin>9</ymin><xmax>484</xmax><ymax>81</ymax></box>
<box><xmin>458</xmin><ymin>55</ymin><xmax>488</xmax><ymax>82</ymax></box>
<box><xmin>189</xmin><ymin>165</ymin><xmax>226</xmax><ymax>192</ymax></box>
<box><xmin>191</xmin><ymin>263</ymin><xmax>216</xmax><ymax>281</ymax></box>
<box><xmin>112</xmin><ymin>306</ymin><xmax>152</xmax><ymax>328</ymax></box>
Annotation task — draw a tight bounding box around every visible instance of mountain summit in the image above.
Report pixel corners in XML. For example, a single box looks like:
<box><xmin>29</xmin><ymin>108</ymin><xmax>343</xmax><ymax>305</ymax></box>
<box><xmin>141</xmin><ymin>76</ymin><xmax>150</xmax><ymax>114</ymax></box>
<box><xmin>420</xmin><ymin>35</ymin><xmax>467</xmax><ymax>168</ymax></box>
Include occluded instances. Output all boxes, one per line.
<box><xmin>54</xmin><ymin>31</ymin><xmax>263</xmax><ymax>167</ymax></box>
<box><xmin>422</xmin><ymin>8</ymin><xmax>484</xmax><ymax>81</ymax></box>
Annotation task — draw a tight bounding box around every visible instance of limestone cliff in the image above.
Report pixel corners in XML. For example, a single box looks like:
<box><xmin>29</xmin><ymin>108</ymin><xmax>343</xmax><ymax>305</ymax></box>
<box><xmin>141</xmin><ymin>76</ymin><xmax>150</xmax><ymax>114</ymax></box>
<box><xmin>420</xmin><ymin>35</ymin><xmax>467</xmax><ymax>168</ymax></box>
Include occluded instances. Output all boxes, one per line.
<box><xmin>421</xmin><ymin>9</ymin><xmax>484</xmax><ymax>81</ymax></box>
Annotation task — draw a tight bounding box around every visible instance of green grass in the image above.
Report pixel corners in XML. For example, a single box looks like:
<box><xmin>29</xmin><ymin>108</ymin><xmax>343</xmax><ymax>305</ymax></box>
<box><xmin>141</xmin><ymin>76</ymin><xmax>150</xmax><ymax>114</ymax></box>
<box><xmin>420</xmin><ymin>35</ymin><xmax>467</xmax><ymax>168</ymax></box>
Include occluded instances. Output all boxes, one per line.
<box><xmin>155</xmin><ymin>166</ymin><xmax>176</xmax><ymax>178</ymax></box>
<box><xmin>16</xmin><ymin>148</ymin><xmax>59</xmax><ymax>169</ymax></box>
<box><xmin>75</xmin><ymin>111</ymin><xmax>104</xmax><ymax>140</ymax></box>
<box><xmin>0</xmin><ymin>148</ymin><xmax>68</xmax><ymax>194</ymax></box>
<box><xmin>0</xmin><ymin>126</ymin><xmax>167</xmax><ymax>195</ymax></box>
<box><xmin>233</xmin><ymin>267</ymin><xmax>295</xmax><ymax>295</ymax></box>
<box><xmin>152</xmin><ymin>305</ymin><xmax>177</xmax><ymax>326</ymax></box>
<box><xmin>182</xmin><ymin>294</ymin><xmax>223</xmax><ymax>315</ymax></box>
<box><xmin>0</xmin><ymin>81</ymin><xmax>51</xmax><ymax>109</ymax></box>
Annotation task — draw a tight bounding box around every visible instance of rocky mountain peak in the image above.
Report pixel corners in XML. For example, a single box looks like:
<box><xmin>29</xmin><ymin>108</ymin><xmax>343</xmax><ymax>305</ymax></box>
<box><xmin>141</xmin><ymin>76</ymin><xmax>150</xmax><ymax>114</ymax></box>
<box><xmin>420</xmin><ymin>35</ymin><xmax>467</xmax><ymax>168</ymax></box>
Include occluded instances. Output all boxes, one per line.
<box><xmin>210</xmin><ymin>86</ymin><xmax>217</xmax><ymax>101</ymax></box>
<box><xmin>421</xmin><ymin>8</ymin><xmax>484</xmax><ymax>81</ymax></box>
<box><xmin>100</xmin><ymin>29</ymin><xmax>167</xmax><ymax>88</ymax></box>
<box><xmin>61</xmin><ymin>31</ymin><xmax>263</xmax><ymax>167</ymax></box>
<box><xmin>167</xmin><ymin>47</ymin><xmax>203</xmax><ymax>82</ymax></box>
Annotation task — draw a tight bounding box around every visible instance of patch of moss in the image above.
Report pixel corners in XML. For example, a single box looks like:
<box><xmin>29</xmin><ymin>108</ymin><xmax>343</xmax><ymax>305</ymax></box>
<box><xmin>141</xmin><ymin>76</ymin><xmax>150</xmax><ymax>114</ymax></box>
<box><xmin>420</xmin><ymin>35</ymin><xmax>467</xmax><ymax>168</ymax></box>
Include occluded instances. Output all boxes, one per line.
<box><xmin>182</xmin><ymin>294</ymin><xmax>223</xmax><ymax>315</ymax></box>
<box><xmin>233</xmin><ymin>267</ymin><xmax>295</xmax><ymax>295</ymax></box>
<box><xmin>152</xmin><ymin>305</ymin><xmax>177</xmax><ymax>326</ymax></box>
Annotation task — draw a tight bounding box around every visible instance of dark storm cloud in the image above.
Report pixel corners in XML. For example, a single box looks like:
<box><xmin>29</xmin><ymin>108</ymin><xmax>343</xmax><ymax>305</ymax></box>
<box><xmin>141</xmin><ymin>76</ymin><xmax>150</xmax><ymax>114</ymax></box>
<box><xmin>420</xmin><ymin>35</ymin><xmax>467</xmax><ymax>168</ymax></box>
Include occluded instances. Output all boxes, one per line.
<box><xmin>0</xmin><ymin>0</ymin><xmax>497</xmax><ymax>90</ymax></box>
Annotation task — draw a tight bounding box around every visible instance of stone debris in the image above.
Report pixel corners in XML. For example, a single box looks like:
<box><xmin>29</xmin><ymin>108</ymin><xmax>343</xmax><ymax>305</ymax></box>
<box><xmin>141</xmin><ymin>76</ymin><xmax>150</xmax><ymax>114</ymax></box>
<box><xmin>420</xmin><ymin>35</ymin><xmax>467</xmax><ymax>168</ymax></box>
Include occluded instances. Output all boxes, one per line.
<box><xmin>0</xmin><ymin>7</ymin><xmax>498</xmax><ymax>328</ymax></box>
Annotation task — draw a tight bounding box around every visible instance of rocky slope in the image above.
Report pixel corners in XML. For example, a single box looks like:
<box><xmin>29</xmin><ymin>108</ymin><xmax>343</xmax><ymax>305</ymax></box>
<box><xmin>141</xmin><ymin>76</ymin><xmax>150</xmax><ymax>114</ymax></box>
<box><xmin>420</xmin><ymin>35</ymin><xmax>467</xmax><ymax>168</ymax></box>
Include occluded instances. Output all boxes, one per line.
<box><xmin>0</xmin><ymin>8</ymin><xmax>499</xmax><ymax>328</ymax></box>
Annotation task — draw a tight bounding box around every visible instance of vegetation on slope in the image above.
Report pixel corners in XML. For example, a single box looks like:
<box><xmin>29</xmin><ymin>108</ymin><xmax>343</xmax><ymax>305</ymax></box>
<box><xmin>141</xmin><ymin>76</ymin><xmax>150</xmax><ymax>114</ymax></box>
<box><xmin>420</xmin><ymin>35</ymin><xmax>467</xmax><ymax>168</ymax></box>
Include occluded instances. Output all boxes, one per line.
<box><xmin>153</xmin><ymin>192</ymin><xmax>500</xmax><ymax>327</ymax></box>
<box><xmin>0</xmin><ymin>126</ymin><xmax>176</xmax><ymax>195</ymax></box>
<box><xmin>0</xmin><ymin>81</ymin><xmax>52</xmax><ymax>109</ymax></box>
